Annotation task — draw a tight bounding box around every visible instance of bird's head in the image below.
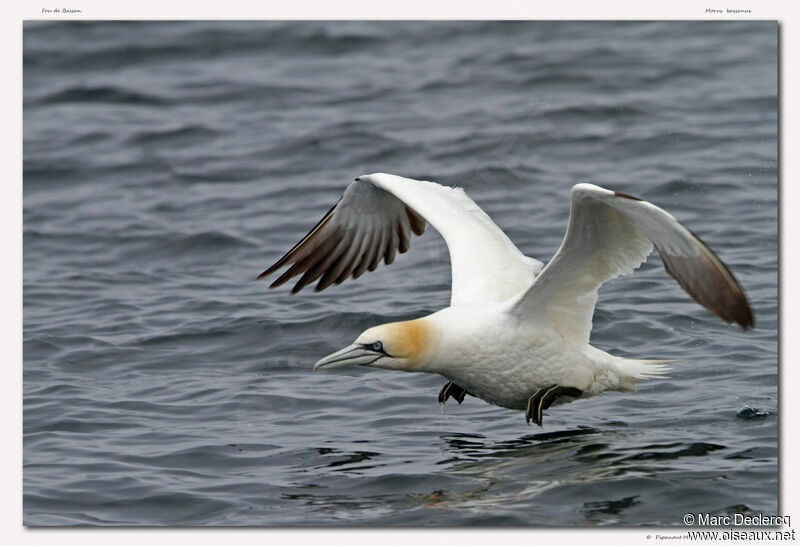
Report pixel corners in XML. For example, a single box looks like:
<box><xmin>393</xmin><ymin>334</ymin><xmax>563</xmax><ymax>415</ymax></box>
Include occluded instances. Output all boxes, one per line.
<box><xmin>313</xmin><ymin>317</ymin><xmax>436</xmax><ymax>372</ymax></box>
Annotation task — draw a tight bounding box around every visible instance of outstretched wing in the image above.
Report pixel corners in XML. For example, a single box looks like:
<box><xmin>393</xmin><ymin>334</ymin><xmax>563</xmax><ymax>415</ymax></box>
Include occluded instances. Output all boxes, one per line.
<box><xmin>259</xmin><ymin>173</ymin><xmax>543</xmax><ymax>305</ymax></box>
<box><xmin>511</xmin><ymin>183</ymin><xmax>753</xmax><ymax>344</ymax></box>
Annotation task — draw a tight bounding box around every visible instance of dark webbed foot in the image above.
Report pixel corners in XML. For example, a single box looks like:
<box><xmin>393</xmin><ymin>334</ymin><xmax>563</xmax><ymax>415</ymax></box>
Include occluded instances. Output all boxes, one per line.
<box><xmin>438</xmin><ymin>381</ymin><xmax>472</xmax><ymax>405</ymax></box>
<box><xmin>525</xmin><ymin>385</ymin><xmax>583</xmax><ymax>426</ymax></box>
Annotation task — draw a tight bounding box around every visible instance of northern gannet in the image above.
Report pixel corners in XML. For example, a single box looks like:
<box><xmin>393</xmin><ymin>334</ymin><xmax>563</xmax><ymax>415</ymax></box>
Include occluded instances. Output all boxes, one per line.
<box><xmin>259</xmin><ymin>174</ymin><xmax>753</xmax><ymax>426</ymax></box>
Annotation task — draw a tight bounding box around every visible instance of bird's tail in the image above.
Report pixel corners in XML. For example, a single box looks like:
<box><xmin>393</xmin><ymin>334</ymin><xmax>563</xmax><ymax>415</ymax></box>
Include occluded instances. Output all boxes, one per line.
<box><xmin>611</xmin><ymin>357</ymin><xmax>675</xmax><ymax>391</ymax></box>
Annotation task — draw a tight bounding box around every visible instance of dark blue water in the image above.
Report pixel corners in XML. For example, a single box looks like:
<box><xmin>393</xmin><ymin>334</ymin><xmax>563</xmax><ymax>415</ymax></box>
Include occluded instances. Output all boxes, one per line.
<box><xmin>23</xmin><ymin>21</ymin><xmax>777</xmax><ymax>526</ymax></box>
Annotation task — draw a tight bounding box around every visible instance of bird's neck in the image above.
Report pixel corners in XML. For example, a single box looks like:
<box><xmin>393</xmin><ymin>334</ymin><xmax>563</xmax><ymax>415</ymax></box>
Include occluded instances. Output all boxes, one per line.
<box><xmin>380</xmin><ymin>316</ymin><xmax>439</xmax><ymax>372</ymax></box>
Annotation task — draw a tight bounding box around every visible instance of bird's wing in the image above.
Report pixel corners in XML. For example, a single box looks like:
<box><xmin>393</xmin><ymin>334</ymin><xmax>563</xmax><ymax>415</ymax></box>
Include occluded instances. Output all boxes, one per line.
<box><xmin>259</xmin><ymin>173</ymin><xmax>542</xmax><ymax>305</ymax></box>
<box><xmin>510</xmin><ymin>183</ymin><xmax>753</xmax><ymax>343</ymax></box>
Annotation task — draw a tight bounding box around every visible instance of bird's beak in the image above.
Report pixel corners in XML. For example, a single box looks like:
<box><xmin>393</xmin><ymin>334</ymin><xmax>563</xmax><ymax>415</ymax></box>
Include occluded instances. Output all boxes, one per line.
<box><xmin>313</xmin><ymin>344</ymin><xmax>382</xmax><ymax>371</ymax></box>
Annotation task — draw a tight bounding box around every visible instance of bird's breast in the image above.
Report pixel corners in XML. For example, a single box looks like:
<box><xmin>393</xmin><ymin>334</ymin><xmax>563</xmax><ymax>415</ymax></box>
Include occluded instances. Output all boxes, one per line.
<box><xmin>434</xmin><ymin>326</ymin><xmax>594</xmax><ymax>411</ymax></box>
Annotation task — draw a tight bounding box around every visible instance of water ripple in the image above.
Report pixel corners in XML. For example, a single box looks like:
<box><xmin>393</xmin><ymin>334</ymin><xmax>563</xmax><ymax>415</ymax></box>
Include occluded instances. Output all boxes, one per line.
<box><xmin>23</xmin><ymin>20</ymin><xmax>777</xmax><ymax>526</ymax></box>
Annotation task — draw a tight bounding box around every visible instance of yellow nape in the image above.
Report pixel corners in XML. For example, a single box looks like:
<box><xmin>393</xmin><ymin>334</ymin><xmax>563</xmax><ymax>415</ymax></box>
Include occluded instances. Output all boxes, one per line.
<box><xmin>364</xmin><ymin>317</ymin><xmax>434</xmax><ymax>368</ymax></box>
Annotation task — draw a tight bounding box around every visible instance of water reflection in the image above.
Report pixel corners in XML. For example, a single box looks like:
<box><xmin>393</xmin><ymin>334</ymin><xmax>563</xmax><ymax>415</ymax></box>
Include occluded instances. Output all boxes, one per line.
<box><xmin>269</xmin><ymin>421</ymin><xmax>750</xmax><ymax>525</ymax></box>
<box><xmin>421</xmin><ymin>427</ymin><xmax>619</xmax><ymax>513</ymax></box>
<box><xmin>403</xmin><ymin>426</ymin><xmax>732</xmax><ymax>523</ymax></box>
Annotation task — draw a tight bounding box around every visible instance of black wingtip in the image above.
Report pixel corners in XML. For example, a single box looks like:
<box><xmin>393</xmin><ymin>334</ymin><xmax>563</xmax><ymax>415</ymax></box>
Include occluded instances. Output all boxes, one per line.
<box><xmin>737</xmin><ymin>307</ymin><xmax>755</xmax><ymax>330</ymax></box>
<box><xmin>660</xmin><ymin>228</ymin><xmax>756</xmax><ymax>334</ymax></box>
<box><xmin>257</xmin><ymin>262</ymin><xmax>282</xmax><ymax>281</ymax></box>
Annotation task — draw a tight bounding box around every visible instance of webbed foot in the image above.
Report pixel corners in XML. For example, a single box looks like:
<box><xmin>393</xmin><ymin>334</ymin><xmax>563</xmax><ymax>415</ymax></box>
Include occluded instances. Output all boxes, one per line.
<box><xmin>438</xmin><ymin>381</ymin><xmax>472</xmax><ymax>405</ymax></box>
<box><xmin>525</xmin><ymin>385</ymin><xmax>583</xmax><ymax>426</ymax></box>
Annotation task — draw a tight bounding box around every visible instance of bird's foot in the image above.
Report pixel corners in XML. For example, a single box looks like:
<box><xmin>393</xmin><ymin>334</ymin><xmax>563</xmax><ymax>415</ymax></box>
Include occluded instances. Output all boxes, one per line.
<box><xmin>525</xmin><ymin>385</ymin><xmax>583</xmax><ymax>426</ymax></box>
<box><xmin>438</xmin><ymin>381</ymin><xmax>471</xmax><ymax>405</ymax></box>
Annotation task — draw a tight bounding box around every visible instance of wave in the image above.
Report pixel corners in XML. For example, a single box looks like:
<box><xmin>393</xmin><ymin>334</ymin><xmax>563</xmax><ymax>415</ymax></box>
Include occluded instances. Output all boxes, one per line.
<box><xmin>33</xmin><ymin>85</ymin><xmax>168</xmax><ymax>106</ymax></box>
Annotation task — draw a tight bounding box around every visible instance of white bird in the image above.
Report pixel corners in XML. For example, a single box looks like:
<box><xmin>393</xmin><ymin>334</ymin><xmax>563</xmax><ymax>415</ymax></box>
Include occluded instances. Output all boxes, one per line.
<box><xmin>259</xmin><ymin>173</ymin><xmax>753</xmax><ymax>426</ymax></box>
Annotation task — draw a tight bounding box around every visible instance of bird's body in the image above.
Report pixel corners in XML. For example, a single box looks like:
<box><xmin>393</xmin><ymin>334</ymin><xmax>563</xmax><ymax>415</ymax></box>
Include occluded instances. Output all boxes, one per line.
<box><xmin>260</xmin><ymin>173</ymin><xmax>752</xmax><ymax>425</ymax></box>
<box><xmin>362</xmin><ymin>304</ymin><xmax>666</xmax><ymax>412</ymax></box>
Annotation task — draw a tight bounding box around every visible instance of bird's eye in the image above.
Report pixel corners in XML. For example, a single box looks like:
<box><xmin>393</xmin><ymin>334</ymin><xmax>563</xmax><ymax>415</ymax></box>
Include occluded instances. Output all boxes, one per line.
<box><xmin>370</xmin><ymin>341</ymin><xmax>383</xmax><ymax>352</ymax></box>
